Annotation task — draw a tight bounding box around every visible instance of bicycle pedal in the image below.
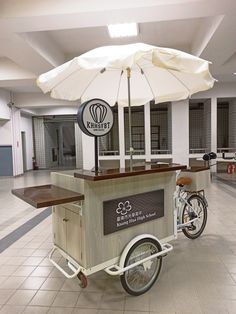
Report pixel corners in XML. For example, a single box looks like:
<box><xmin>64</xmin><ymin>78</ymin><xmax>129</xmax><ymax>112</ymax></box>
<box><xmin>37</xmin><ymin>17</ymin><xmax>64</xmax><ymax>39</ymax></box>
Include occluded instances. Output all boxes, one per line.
<box><xmin>187</xmin><ymin>225</ymin><xmax>196</xmax><ymax>231</ymax></box>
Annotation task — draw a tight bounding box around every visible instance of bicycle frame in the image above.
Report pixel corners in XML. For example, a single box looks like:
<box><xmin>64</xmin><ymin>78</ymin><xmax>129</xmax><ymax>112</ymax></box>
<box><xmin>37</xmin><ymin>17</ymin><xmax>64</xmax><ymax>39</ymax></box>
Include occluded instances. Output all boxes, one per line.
<box><xmin>174</xmin><ymin>186</ymin><xmax>207</xmax><ymax>232</ymax></box>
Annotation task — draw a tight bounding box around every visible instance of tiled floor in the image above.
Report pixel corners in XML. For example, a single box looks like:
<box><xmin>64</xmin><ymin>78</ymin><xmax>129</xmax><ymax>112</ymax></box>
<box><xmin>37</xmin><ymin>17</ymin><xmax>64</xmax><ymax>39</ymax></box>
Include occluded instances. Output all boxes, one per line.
<box><xmin>0</xmin><ymin>170</ymin><xmax>52</xmax><ymax>239</ymax></box>
<box><xmin>0</xmin><ymin>171</ymin><xmax>236</xmax><ymax>313</ymax></box>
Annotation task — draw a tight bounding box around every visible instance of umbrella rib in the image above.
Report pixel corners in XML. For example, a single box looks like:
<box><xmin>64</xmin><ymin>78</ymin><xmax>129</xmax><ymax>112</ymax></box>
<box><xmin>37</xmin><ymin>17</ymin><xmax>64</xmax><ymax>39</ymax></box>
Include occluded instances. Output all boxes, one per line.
<box><xmin>49</xmin><ymin>64</ymin><xmax>83</xmax><ymax>91</ymax></box>
<box><xmin>80</xmin><ymin>69</ymin><xmax>104</xmax><ymax>100</ymax></box>
<box><xmin>115</xmin><ymin>70</ymin><xmax>123</xmax><ymax>104</ymax></box>
<box><xmin>136</xmin><ymin>63</ymin><xmax>156</xmax><ymax>100</ymax></box>
<box><xmin>166</xmin><ymin>69</ymin><xmax>191</xmax><ymax>95</ymax></box>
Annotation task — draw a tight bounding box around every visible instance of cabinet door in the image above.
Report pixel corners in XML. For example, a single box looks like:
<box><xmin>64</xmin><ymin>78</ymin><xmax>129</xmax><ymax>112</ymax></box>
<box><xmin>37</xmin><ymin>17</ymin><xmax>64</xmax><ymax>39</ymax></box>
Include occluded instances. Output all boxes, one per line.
<box><xmin>52</xmin><ymin>205</ymin><xmax>67</xmax><ymax>251</ymax></box>
<box><xmin>66</xmin><ymin>209</ymin><xmax>82</xmax><ymax>264</ymax></box>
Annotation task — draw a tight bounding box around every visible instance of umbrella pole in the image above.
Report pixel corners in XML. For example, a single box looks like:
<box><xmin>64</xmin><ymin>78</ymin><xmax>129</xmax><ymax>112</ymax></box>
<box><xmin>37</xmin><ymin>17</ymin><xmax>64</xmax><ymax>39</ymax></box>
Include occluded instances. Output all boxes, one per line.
<box><xmin>127</xmin><ymin>68</ymin><xmax>133</xmax><ymax>170</ymax></box>
<box><xmin>94</xmin><ymin>136</ymin><xmax>99</xmax><ymax>173</ymax></box>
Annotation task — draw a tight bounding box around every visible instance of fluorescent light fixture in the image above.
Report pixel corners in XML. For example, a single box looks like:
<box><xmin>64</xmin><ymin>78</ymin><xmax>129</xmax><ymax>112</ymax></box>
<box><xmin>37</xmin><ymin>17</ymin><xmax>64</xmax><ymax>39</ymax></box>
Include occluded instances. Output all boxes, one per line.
<box><xmin>108</xmin><ymin>23</ymin><xmax>138</xmax><ymax>38</ymax></box>
<box><xmin>234</xmin><ymin>72</ymin><xmax>236</xmax><ymax>75</ymax></box>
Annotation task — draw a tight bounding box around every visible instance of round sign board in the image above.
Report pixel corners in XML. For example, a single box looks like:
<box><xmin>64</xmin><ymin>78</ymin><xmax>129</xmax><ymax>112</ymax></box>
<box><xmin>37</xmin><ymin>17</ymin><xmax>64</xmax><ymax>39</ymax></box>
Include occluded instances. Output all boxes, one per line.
<box><xmin>77</xmin><ymin>99</ymin><xmax>114</xmax><ymax>137</ymax></box>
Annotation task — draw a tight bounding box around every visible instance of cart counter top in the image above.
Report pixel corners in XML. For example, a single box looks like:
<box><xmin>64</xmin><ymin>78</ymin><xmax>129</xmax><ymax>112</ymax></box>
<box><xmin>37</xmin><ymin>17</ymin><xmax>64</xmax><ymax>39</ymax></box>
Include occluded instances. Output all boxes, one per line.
<box><xmin>74</xmin><ymin>163</ymin><xmax>187</xmax><ymax>181</ymax></box>
<box><xmin>12</xmin><ymin>184</ymin><xmax>84</xmax><ymax>208</ymax></box>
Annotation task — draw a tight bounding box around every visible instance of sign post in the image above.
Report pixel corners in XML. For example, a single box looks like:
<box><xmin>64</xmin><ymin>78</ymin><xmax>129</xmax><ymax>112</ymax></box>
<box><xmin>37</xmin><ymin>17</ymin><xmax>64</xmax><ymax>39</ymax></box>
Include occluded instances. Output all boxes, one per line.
<box><xmin>77</xmin><ymin>99</ymin><xmax>114</xmax><ymax>173</ymax></box>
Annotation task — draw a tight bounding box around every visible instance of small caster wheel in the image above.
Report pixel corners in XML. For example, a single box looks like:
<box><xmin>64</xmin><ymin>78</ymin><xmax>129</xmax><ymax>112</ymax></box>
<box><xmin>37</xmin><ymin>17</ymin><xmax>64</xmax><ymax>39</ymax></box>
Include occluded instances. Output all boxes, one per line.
<box><xmin>77</xmin><ymin>271</ymin><xmax>88</xmax><ymax>288</ymax></box>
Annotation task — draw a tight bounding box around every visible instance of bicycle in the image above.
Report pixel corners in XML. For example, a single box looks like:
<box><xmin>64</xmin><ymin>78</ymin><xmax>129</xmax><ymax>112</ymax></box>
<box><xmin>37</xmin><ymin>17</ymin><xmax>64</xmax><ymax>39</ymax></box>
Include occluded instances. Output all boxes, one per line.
<box><xmin>174</xmin><ymin>152</ymin><xmax>217</xmax><ymax>239</ymax></box>
<box><xmin>175</xmin><ymin>174</ymin><xmax>208</xmax><ymax>239</ymax></box>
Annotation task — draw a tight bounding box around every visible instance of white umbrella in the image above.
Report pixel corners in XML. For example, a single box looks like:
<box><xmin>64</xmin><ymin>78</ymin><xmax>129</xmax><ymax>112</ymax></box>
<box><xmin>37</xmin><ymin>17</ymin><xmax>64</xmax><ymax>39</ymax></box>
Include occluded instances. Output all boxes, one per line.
<box><xmin>37</xmin><ymin>43</ymin><xmax>215</xmax><ymax>167</ymax></box>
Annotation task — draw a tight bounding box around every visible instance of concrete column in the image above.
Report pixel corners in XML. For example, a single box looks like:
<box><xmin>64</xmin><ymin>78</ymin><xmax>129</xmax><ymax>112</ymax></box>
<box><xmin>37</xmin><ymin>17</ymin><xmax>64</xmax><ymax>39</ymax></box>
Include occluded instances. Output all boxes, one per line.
<box><xmin>204</xmin><ymin>99</ymin><xmax>211</xmax><ymax>152</ymax></box>
<box><xmin>211</xmin><ymin>97</ymin><xmax>217</xmax><ymax>172</ymax></box>
<box><xmin>58</xmin><ymin>125</ymin><xmax>64</xmax><ymax>166</ymax></box>
<box><xmin>82</xmin><ymin>133</ymin><xmax>95</xmax><ymax>170</ymax></box>
<box><xmin>144</xmin><ymin>102</ymin><xmax>151</xmax><ymax>161</ymax></box>
<box><xmin>211</xmin><ymin>97</ymin><xmax>217</xmax><ymax>154</ymax></box>
<box><xmin>11</xmin><ymin>107</ymin><xmax>23</xmax><ymax>176</ymax></box>
<box><xmin>75</xmin><ymin>123</ymin><xmax>83</xmax><ymax>169</ymax></box>
<box><xmin>171</xmin><ymin>100</ymin><xmax>189</xmax><ymax>166</ymax></box>
<box><xmin>118</xmin><ymin>106</ymin><xmax>125</xmax><ymax>168</ymax></box>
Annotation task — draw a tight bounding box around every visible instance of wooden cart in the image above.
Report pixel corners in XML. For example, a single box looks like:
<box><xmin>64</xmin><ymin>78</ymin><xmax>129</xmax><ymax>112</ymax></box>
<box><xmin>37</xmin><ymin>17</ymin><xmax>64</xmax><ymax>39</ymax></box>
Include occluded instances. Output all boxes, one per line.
<box><xmin>12</xmin><ymin>163</ymin><xmax>186</xmax><ymax>295</ymax></box>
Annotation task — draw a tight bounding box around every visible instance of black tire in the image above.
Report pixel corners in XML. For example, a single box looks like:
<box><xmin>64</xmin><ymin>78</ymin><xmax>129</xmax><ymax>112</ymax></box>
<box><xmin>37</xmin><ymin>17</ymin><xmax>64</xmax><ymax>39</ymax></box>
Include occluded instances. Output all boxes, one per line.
<box><xmin>120</xmin><ymin>238</ymin><xmax>162</xmax><ymax>296</ymax></box>
<box><xmin>182</xmin><ymin>194</ymin><xmax>207</xmax><ymax>239</ymax></box>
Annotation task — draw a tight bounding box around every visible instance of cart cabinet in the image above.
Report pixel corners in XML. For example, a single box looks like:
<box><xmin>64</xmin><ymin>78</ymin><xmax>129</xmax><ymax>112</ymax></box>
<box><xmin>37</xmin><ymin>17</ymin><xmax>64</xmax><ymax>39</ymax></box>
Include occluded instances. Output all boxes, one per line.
<box><xmin>12</xmin><ymin>163</ymin><xmax>187</xmax><ymax>295</ymax></box>
<box><xmin>52</xmin><ymin>204</ymin><xmax>83</xmax><ymax>264</ymax></box>
<box><xmin>51</xmin><ymin>164</ymin><xmax>186</xmax><ymax>269</ymax></box>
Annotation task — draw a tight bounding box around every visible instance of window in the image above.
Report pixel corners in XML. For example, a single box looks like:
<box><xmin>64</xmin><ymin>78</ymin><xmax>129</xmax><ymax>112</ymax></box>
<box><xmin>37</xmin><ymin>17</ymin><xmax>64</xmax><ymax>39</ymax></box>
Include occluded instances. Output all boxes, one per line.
<box><xmin>99</xmin><ymin>105</ymin><xmax>119</xmax><ymax>156</ymax></box>
<box><xmin>150</xmin><ymin>102</ymin><xmax>171</xmax><ymax>154</ymax></box>
<box><xmin>124</xmin><ymin>106</ymin><xmax>145</xmax><ymax>155</ymax></box>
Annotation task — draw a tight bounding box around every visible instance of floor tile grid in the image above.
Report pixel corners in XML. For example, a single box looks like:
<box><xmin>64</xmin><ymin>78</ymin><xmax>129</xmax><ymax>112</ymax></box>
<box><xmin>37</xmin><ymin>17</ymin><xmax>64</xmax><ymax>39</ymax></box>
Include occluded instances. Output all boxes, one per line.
<box><xmin>0</xmin><ymin>175</ymin><xmax>236</xmax><ymax>313</ymax></box>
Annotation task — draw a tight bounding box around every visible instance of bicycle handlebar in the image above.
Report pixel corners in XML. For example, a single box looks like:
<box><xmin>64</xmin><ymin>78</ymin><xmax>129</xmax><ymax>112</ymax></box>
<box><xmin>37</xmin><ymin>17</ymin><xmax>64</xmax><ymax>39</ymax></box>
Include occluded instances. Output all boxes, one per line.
<box><xmin>202</xmin><ymin>152</ymin><xmax>217</xmax><ymax>161</ymax></box>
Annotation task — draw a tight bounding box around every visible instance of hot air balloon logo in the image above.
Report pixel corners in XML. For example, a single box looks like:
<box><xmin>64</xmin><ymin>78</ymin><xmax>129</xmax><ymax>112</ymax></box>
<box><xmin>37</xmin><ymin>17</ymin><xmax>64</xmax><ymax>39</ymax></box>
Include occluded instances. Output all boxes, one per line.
<box><xmin>89</xmin><ymin>103</ymin><xmax>107</xmax><ymax>124</ymax></box>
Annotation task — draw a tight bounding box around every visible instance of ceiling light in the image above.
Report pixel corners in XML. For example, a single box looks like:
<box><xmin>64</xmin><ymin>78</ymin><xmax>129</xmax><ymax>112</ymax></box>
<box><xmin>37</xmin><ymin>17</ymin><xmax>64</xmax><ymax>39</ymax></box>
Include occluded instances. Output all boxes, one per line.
<box><xmin>108</xmin><ymin>23</ymin><xmax>138</xmax><ymax>38</ymax></box>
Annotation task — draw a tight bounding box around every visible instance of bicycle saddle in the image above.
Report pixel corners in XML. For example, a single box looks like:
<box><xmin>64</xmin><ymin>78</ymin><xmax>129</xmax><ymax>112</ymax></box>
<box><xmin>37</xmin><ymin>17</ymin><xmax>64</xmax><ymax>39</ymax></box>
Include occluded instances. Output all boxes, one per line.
<box><xmin>176</xmin><ymin>177</ymin><xmax>192</xmax><ymax>186</ymax></box>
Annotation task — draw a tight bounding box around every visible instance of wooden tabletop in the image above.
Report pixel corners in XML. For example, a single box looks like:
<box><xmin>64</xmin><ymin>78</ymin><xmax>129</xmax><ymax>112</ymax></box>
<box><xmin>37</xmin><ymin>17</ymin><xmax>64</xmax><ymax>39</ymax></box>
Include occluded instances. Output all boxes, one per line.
<box><xmin>12</xmin><ymin>184</ymin><xmax>84</xmax><ymax>208</ymax></box>
<box><xmin>74</xmin><ymin>163</ymin><xmax>187</xmax><ymax>181</ymax></box>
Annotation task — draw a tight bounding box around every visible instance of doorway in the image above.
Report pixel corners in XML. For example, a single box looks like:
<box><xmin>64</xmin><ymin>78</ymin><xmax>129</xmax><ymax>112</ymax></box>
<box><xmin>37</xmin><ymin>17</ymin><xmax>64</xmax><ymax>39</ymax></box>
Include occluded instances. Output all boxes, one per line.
<box><xmin>44</xmin><ymin>117</ymin><xmax>76</xmax><ymax>169</ymax></box>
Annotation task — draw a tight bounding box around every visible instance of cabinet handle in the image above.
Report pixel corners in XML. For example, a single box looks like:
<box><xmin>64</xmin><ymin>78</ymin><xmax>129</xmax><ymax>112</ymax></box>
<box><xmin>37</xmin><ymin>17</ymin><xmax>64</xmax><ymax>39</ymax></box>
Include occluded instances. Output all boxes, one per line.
<box><xmin>63</xmin><ymin>218</ymin><xmax>69</xmax><ymax>222</ymax></box>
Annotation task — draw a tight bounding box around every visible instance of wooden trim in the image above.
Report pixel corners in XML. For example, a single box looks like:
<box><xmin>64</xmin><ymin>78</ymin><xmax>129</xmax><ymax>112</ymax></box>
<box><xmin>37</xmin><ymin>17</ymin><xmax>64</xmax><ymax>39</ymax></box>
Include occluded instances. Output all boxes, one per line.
<box><xmin>74</xmin><ymin>164</ymin><xmax>187</xmax><ymax>181</ymax></box>
<box><xmin>182</xmin><ymin>167</ymin><xmax>210</xmax><ymax>172</ymax></box>
<box><xmin>12</xmin><ymin>184</ymin><xmax>84</xmax><ymax>208</ymax></box>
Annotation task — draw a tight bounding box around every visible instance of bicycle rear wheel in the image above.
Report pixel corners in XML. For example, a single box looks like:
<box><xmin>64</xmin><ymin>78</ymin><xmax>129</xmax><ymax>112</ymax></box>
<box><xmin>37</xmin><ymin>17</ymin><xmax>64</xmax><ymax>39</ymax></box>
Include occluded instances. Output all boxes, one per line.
<box><xmin>182</xmin><ymin>194</ymin><xmax>207</xmax><ymax>239</ymax></box>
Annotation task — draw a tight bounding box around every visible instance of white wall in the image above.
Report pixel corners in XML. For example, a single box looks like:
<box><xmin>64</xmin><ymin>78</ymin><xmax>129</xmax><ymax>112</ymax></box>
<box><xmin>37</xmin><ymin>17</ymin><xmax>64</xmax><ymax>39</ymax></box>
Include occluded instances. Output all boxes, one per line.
<box><xmin>14</xmin><ymin>92</ymin><xmax>77</xmax><ymax>108</ymax></box>
<box><xmin>20</xmin><ymin>113</ymin><xmax>34</xmax><ymax>170</ymax></box>
<box><xmin>0</xmin><ymin>89</ymin><xmax>11</xmax><ymax>120</ymax></box>
<box><xmin>0</xmin><ymin>89</ymin><xmax>12</xmax><ymax>145</ymax></box>
<box><xmin>0</xmin><ymin>120</ymin><xmax>12</xmax><ymax>145</ymax></box>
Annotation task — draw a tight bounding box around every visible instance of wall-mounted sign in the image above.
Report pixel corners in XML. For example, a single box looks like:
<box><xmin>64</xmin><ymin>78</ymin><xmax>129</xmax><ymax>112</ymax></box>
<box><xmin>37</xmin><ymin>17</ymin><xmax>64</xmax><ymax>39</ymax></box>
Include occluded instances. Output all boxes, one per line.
<box><xmin>77</xmin><ymin>99</ymin><xmax>114</xmax><ymax>137</ymax></box>
<box><xmin>103</xmin><ymin>190</ymin><xmax>164</xmax><ymax>235</ymax></box>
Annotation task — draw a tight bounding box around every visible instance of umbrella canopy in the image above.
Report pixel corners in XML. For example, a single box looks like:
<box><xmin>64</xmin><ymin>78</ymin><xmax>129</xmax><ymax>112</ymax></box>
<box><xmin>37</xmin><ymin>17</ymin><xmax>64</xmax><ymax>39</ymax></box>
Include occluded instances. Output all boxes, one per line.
<box><xmin>37</xmin><ymin>43</ymin><xmax>215</xmax><ymax>170</ymax></box>
<box><xmin>37</xmin><ymin>43</ymin><xmax>215</xmax><ymax>107</ymax></box>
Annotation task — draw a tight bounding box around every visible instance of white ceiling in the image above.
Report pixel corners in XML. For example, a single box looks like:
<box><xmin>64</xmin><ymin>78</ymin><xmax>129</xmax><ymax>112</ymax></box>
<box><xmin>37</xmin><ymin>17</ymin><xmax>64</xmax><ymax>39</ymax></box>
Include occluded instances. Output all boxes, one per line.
<box><xmin>0</xmin><ymin>0</ymin><xmax>236</xmax><ymax>97</ymax></box>
<box><xmin>47</xmin><ymin>18</ymin><xmax>203</xmax><ymax>58</ymax></box>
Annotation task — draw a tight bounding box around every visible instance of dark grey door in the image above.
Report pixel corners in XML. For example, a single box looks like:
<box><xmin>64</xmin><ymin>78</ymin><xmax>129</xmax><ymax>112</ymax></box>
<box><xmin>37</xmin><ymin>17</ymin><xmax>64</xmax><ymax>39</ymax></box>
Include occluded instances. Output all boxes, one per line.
<box><xmin>0</xmin><ymin>146</ymin><xmax>13</xmax><ymax>176</ymax></box>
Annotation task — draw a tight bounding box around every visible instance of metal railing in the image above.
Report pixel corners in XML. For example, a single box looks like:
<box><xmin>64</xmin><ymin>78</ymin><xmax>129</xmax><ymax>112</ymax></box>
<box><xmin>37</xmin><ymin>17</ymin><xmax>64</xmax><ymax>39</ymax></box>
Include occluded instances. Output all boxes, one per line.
<box><xmin>189</xmin><ymin>148</ymin><xmax>207</xmax><ymax>154</ymax></box>
<box><xmin>125</xmin><ymin>149</ymin><xmax>145</xmax><ymax>155</ymax></box>
<box><xmin>217</xmin><ymin>147</ymin><xmax>236</xmax><ymax>153</ymax></box>
<box><xmin>99</xmin><ymin>150</ymin><xmax>119</xmax><ymax>156</ymax></box>
<box><xmin>151</xmin><ymin>149</ymin><xmax>171</xmax><ymax>155</ymax></box>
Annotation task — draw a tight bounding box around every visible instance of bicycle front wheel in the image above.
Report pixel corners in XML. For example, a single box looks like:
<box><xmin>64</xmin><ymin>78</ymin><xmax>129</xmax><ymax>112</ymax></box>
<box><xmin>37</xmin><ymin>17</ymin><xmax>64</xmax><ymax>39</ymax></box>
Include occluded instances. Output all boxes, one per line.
<box><xmin>120</xmin><ymin>238</ymin><xmax>162</xmax><ymax>296</ymax></box>
<box><xmin>182</xmin><ymin>194</ymin><xmax>207</xmax><ymax>239</ymax></box>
